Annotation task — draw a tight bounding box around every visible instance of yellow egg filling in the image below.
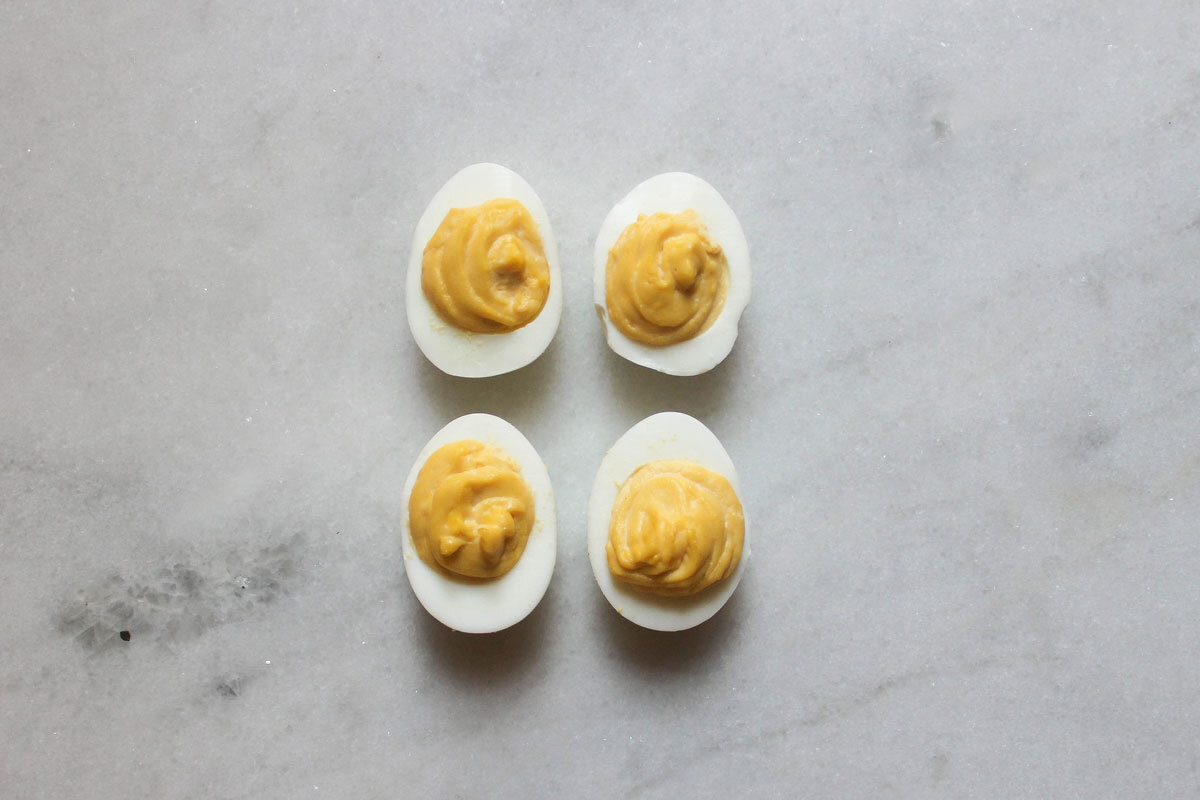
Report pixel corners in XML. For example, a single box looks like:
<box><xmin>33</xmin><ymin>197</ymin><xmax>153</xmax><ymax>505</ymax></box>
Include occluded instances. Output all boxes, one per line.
<box><xmin>422</xmin><ymin>198</ymin><xmax>550</xmax><ymax>333</ymax></box>
<box><xmin>409</xmin><ymin>440</ymin><xmax>535</xmax><ymax>579</ymax></box>
<box><xmin>605</xmin><ymin>210</ymin><xmax>729</xmax><ymax>346</ymax></box>
<box><xmin>606</xmin><ymin>459</ymin><xmax>743</xmax><ymax>596</ymax></box>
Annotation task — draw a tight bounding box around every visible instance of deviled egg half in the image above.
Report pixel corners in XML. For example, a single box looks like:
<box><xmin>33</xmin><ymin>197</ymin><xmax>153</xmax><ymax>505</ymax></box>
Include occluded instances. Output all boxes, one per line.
<box><xmin>403</xmin><ymin>413</ymin><xmax>556</xmax><ymax>633</ymax></box>
<box><xmin>594</xmin><ymin>173</ymin><xmax>750</xmax><ymax>376</ymax></box>
<box><xmin>588</xmin><ymin>412</ymin><xmax>748</xmax><ymax>631</ymax></box>
<box><xmin>408</xmin><ymin>163</ymin><xmax>562</xmax><ymax>378</ymax></box>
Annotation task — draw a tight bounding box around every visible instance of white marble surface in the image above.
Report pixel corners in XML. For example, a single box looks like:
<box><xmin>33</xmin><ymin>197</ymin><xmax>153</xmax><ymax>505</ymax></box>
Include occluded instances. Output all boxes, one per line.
<box><xmin>2</xmin><ymin>2</ymin><xmax>1199</xmax><ymax>797</ymax></box>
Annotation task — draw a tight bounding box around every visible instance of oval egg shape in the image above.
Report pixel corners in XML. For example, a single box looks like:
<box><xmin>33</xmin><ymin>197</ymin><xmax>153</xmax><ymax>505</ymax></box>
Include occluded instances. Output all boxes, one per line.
<box><xmin>593</xmin><ymin>173</ymin><xmax>750</xmax><ymax>376</ymax></box>
<box><xmin>408</xmin><ymin>163</ymin><xmax>562</xmax><ymax>378</ymax></box>
<box><xmin>587</xmin><ymin>412</ymin><xmax>749</xmax><ymax>631</ymax></box>
<box><xmin>403</xmin><ymin>413</ymin><xmax>557</xmax><ymax>633</ymax></box>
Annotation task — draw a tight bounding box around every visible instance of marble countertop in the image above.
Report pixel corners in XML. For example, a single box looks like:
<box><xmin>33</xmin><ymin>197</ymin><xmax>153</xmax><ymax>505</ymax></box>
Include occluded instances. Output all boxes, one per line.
<box><xmin>3</xmin><ymin>2</ymin><xmax>1198</xmax><ymax>797</ymax></box>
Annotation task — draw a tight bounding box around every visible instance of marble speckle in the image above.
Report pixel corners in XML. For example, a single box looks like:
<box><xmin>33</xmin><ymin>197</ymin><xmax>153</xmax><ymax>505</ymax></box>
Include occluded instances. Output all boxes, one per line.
<box><xmin>55</xmin><ymin>534</ymin><xmax>309</xmax><ymax>653</ymax></box>
<box><xmin>215</xmin><ymin>675</ymin><xmax>245</xmax><ymax>698</ymax></box>
<box><xmin>1</xmin><ymin>1</ymin><xmax>1199</xmax><ymax>798</ymax></box>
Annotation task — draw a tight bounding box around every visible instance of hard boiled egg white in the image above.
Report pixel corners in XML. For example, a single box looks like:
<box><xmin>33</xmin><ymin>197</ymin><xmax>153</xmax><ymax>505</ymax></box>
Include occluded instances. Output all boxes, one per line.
<box><xmin>407</xmin><ymin>163</ymin><xmax>562</xmax><ymax>378</ymax></box>
<box><xmin>593</xmin><ymin>172</ymin><xmax>750</xmax><ymax>376</ymax></box>
<box><xmin>587</xmin><ymin>412</ymin><xmax>749</xmax><ymax>631</ymax></box>
<box><xmin>402</xmin><ymin>413</ymin><xmax>556</xmax><ymax>633</ymax></box>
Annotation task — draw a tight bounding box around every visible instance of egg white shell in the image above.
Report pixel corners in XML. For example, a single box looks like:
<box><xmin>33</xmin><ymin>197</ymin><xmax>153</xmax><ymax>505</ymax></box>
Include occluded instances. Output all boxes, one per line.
<box><xmin>407</xmin><ymin>163</ymin><xmax>562</xmax><ymax>378</ymax></box>
<box><xmin>402</xmin><ymin>413</ymin><xmax>557</xmax><ymax>633</ymax></box>
<box><xmin>587</xmin><ymin>412</ymin><xmax>749</xmax><ymax>631</ymax></box>
<box><xmin>593</xmin><ymin>173</ymin><xmax>750</xmax><ymax>376</ymax></box>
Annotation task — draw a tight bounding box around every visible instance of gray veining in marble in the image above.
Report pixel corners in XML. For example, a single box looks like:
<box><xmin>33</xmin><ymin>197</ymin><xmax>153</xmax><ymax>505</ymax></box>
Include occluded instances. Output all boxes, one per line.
<box><xmin>2</xmin><ymin>2</ymin><xmax>1199</xmax><ymax>797</ymax></box>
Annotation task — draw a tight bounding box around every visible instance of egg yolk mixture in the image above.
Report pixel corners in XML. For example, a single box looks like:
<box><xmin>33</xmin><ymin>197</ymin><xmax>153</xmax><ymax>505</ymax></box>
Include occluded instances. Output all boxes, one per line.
<box><xmin>605</xmin><ymin>210</ymin><xmax>729</xmax><ymax>346</ymax></box>
<box><xmin>422</xmin><ymin>198</ymin><xmax>550</xmax><ymax>333</ymax></box>
<box><xmin>409</xmin><ymin>440</ymin><xmax>535</xmax><ymax>579</ymax></box>
<box><xmin>606</xmin><ymin>459</ymin><xmax>743</xmax><ymax>596</ymax></box>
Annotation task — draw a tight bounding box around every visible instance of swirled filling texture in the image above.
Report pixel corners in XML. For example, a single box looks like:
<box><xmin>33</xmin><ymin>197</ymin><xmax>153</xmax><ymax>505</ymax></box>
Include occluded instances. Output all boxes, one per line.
<box><xmin>409</xmin><ymin>440</ymin><xmax>535</xmax><ymax>579</ymax></box>
<box><xmin>605</xmin><ymin>210</ymin><xmax>729</xmax><ymax>346</ymax></box>
<box><xmin>606</xmin><ymin>460</ymin><xmax>743</xmax><ymax>596</ymax></box>
<box><xmin>422</xmin><ymin>198</ymin><xmax>550</xmax><ymax>333</ymax></box>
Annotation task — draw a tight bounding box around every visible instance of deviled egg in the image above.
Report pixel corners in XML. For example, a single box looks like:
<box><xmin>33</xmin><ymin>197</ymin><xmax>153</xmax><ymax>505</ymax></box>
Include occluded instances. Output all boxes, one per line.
<box><xmin>588</xmin><ymin>412</ymin><xmax>748</xmax><ymax>631</ymax></box>
<box><xmin>408</xmin><ymin>163</ymin><xmax>562</xmax><ymax>378</ymax></box>
<box><xmin>403</xmin><ymin>413</ymin><xmax>556</xmax><ymax>633</ymax></box>
<box><xmin>594</xmin><ymin>173</ymin><xmax>750</xmax><ymax>376</ymax></box>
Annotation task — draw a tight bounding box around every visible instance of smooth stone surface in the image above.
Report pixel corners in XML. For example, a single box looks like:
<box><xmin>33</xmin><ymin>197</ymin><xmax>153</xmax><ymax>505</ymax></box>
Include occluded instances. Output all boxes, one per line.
<box><xmin>2</xmin><ymin>2</ymin><xmax>1198</xmax><ymax>797</ymax></box>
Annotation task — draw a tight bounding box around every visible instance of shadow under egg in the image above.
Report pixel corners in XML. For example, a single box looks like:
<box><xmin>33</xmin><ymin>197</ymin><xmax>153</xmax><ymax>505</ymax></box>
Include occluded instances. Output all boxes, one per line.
<box><xmin>413</xmin><ymin>332</ymin><xmax>563</xmax><ymax>428</ymax></box>
<box><xmin>415</xmin><ymin>581</ymin><xmax>556</xmax><ymax>686</ymax></box>
<box><xmin>594</xmin><ymin>575</ymin><xmax>747</xmax><ymax>674</ymax></box>
<box><xmin>599</xmin><ymin>337</ymin><xmax>741</xmax><ymax>423</ymax></box>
